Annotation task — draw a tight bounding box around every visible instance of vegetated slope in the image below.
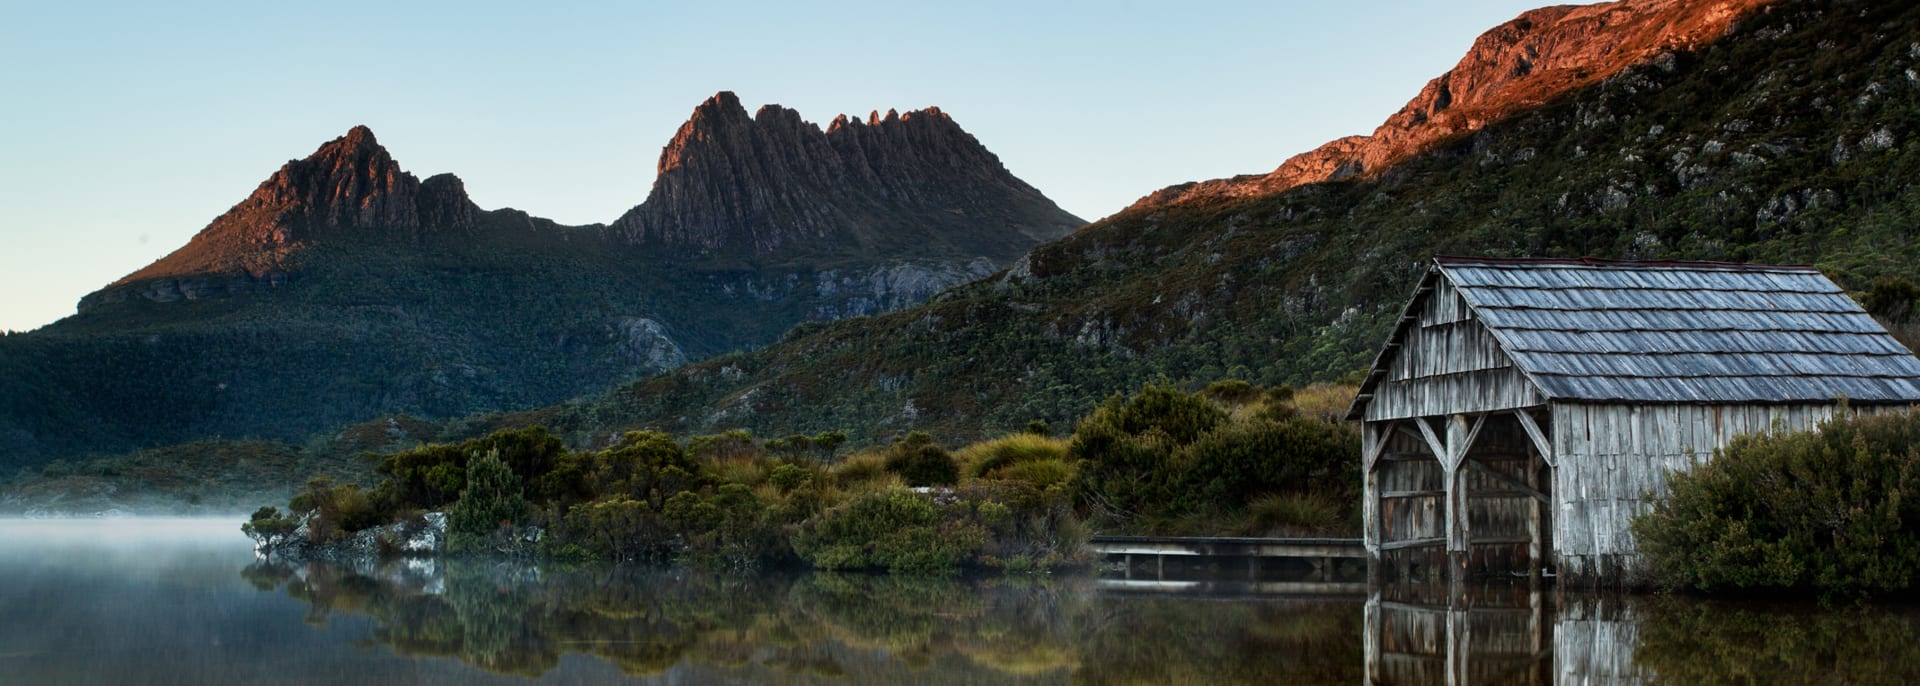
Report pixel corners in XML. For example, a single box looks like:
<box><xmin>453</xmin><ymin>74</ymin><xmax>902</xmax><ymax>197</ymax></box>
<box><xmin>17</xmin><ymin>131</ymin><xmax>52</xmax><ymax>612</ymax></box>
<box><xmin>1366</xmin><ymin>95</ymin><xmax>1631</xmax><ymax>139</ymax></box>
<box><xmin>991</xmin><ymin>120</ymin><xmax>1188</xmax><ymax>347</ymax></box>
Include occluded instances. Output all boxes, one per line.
<box><xmin>525</xmin><ymin>0</ymin><xmax>1920</xmax><ymax>448</ymax></box>
<box><xmin>0</xmin><ymin>93</ymin><xmax>1082</xmax><ymax>469</ymax></box>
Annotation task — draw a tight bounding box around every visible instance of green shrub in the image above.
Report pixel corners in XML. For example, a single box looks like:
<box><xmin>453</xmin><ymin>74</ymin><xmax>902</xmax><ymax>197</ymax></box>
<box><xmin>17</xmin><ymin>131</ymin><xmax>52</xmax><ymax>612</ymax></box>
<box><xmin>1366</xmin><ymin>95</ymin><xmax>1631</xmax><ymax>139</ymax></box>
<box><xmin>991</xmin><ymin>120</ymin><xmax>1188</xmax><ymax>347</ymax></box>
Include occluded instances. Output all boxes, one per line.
<box><xmin>996</xmin><ymin>459</ymin><xmax>1077</xmax><ymax>491</ymax></box>
<box><xmin>1201</xmin><ymin>379</ymin><xmax>1260</xmax><ymax>405</ymax></box>
<box><xmin>883</xmin><ymin>432</ymin><xmax>959</xmax><ymax>487</ymax></box>
<box><xmin>957</xmin><ymin>433</ymin><xmax>1071</xmax><ymax>479</ymax></box>
<box><xmin>768</xmin><ymin>463</ymin><xmax>814</xmax><ymax>493</ymax></box>
<box><xmin>662</xmin><ymin>483</ymin><xmax>784</xmax><ymax>568</ymax></box>
<box><xmin>830</xmin><ymin>450</ymin><xmax>891</xmax><ymax>488</ymax></box>
<box><xmin>1070</xmin><ymin>382</ymin><xmax>1357</xmax><ymax>534</ymax></box>
<box><xmin>794</xmin><ymin>487</ymin><xmax>984</xmax><ymax>573</ymax></box>
<box><xmin>447</xmin><ymin>449</ymin><xmax>529</xmax><ymax>554</ymax></box>
<box><xmin>1244</xmin><ymin>493</ymin><xmax>1343</xmax><ymax>536</ymax></box>
<box><xmin>1632</xmin><ymin>409</ymin><xmax>1920</xmax><ymax>595</ymax></box>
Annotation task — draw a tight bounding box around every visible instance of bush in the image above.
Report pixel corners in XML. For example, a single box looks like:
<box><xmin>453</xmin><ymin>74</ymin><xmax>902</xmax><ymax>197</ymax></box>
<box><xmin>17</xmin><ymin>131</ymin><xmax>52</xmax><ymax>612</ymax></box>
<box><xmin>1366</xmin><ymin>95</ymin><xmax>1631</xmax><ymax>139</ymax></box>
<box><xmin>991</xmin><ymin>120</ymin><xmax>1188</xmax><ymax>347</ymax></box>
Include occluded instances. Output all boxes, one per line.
<box><xmin>1244</xmin><ymin>493</ymin><xmax>1343</xmax><ymax>536</ymax></box>
<box><xmin>662</xmin><ymin>483</ymin><xmax>784</xmax><ymax>568</ymax></box>
<box><xmin>289</xmin><ymin>477</ymin><xmax>380</xmax><ymax>542</ymax></box>
<box><xmin>447</xmin><ymin>449</ymin><xmax>530</xmax><ymax>554</ymax></box>
<box><xmin>1631</xmin><ymin>409</ymin><xmax>1920</xmax><ymax>595</ymax></box>
<box><xmin>1071</xmin><ymin>382</ymin><xmax>1357</xmax><ymax>534</ymax></box>
<box><xmin>794</xmin><ymin>487</ymin><xmax>984</xmax><ymax>573</ymax></box>
<box><xmin>957</xmin><ymin>433</ymin><xmax>1071</xmax><ymax>479</ymax></box>
<box><xmin>883</xmin><ymin>432</ymin><xmax>959</xmax><ymax>487</ymax></box>
<box><xmin>831</xmin><ymin>450</ymin><xmax>892</xmax><ymax>488</ymax></box>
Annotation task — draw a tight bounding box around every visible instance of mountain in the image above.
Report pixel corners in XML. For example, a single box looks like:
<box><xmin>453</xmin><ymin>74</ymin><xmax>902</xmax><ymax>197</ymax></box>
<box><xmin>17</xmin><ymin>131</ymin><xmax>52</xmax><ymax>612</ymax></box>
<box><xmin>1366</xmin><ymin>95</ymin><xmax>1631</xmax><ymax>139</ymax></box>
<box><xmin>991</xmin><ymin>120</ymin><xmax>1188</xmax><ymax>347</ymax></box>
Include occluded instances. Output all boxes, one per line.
<box><xmin>0</xmin><ymin>95</ymin><xmax>1081</xmax><ymax>469</ymax></box>
<box><xmin>487</xmin><ymin>0</ymin><xmax>1920</xmax><ymax>448</ymax></box>
<box><xmin>613</xmin><ymin>92</ymin><xmax>1072</xmax><ymax>260</ymax></box>
<box><xmin>1137</xmin><ymin>0</ymin><xmax>1767</xmax><ymax>208</ymax></box>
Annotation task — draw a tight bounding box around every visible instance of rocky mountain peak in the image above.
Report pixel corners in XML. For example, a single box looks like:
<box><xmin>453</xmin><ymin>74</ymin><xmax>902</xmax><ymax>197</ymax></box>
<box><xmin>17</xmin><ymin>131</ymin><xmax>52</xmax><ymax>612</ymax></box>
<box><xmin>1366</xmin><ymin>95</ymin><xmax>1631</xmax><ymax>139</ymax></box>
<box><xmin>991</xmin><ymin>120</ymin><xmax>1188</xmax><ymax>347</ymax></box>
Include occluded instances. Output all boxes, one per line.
<box><xmin>1133</xmin><ymin>0</ymin><xmax>1774</xmax><ymax>209</ymax></box>
<box><xmin>108</xmin><ymin>126</ymin><xmax>479</xmax><ymax>287</ymax></box>
<box><xmin>612</xmin><ymin>92</ymin><xmax>1081</xmax><ymax>259</ymax></box>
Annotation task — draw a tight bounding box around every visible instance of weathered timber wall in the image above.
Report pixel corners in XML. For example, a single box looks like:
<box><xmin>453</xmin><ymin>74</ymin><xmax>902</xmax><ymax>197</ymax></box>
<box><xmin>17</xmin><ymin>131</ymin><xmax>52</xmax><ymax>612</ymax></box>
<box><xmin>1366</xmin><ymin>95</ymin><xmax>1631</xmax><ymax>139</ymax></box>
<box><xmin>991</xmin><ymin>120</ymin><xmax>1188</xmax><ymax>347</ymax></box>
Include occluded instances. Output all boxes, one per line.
<box><xmin>1550</xmin><ymin>402</ymin><xmax>1905</xmax><ymax>581</ymax></box>
<box><xmin>1367</xmin><ymin>278</ymin><xmax>1545</xmax><ymax>421</ymax></box>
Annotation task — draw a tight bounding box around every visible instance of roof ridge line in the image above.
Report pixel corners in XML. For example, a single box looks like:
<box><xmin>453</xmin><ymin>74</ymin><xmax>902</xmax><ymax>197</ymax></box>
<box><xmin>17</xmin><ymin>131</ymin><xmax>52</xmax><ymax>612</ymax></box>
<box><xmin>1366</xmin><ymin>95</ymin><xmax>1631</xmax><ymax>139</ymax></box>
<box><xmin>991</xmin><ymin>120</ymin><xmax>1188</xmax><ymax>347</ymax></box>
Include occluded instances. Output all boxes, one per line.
<box><xmin>1435</xmin><ymin>255</ymin><xmax>1820</xmax><ymax>271</ymax></box>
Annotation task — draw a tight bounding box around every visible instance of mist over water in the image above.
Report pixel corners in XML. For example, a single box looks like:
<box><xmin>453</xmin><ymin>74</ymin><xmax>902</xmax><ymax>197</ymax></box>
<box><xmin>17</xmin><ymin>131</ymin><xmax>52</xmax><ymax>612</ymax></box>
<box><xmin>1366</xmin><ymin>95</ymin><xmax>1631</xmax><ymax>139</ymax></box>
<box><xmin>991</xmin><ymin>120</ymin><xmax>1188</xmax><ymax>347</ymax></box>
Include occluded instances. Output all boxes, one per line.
<box><xmin>0</xmin><ymin>518</ymin><xmax>635</xmax><ymax>685</ymax></box>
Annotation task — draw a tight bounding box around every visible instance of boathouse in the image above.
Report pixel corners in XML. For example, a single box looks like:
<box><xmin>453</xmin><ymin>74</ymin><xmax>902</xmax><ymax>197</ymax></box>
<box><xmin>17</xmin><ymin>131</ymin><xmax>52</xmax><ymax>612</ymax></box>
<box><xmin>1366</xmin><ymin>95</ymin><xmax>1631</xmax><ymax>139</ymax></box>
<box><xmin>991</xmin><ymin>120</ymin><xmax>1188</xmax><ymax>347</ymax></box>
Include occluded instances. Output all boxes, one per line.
<box><xmin>1346</xmin><ymin>257</ymin><xmax>1920</xmax><ymax>582</ymax></box>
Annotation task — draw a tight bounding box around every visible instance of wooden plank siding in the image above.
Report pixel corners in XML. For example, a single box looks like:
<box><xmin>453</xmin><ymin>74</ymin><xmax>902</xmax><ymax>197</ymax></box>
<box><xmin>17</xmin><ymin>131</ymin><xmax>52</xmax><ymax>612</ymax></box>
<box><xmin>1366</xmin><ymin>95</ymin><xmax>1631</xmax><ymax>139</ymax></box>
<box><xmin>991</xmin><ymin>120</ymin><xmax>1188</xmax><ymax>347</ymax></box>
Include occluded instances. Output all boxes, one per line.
<box><xmin>1365</xmin><ymin>279</ymin><xmax>1546</xmax><ymax>423</ymax></box>
<box><xmin>1548</xmin><ymin>401</ymin><xmax>1905</xmax><ymax>581</ymax></box>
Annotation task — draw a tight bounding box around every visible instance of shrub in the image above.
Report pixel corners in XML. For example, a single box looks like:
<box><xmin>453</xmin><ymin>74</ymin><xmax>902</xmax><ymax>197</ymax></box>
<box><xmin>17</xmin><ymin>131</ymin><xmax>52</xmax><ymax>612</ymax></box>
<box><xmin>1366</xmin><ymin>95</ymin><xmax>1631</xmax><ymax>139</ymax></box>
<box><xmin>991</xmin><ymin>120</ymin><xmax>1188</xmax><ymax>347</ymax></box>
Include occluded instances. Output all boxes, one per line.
<box><xmin>830</xmin><ymin>450</ymin><xmax>892</xmax><ymax>488</ymax></box>
<box><xmin>1631</xmin><ymin>409</ymin><xmax>1920</xmax><ymax>595</ymax></box>
<box><xmin>289</xmin><ymin>477</ymin><xmax>380</xmax><ymax>542</ymax></box>
<box><xmin>794</xmin><ymin>487</ymin><xmax>985</xmax><ymax>573</ymax></box>
<box><xmin>447</xmin><ymin>449</ymin><xmax>529</xmax><ymax>554</ymax></box>
<box><xmin>1070</xmin><ymin>382</ymin><xmax>1358</xmax><ymax>534</ymax></box>
<box><xmin>662</xmin><ymin>483</ymin><xmax>784</xmax><ymax>568</ymax></box>
<box><xmin>957</xmin><ymin>433</ymin><xmax>1071</xmax><ymax>479</ymax></box>
<box><xmin>996</xmin><ymin>459</ymin><xmax>1077</xmax><ymax>491</ymax></box>
<box><xmin>1244</xmin><ymin>493</ymin><xmax>1343</xmax><ymax>536</ymax></box>
<box><xmin>768</xmin><ymin>463</ymin><xmax>814</xmax><ymax>493</ymax></box>
<box><xmin>1200</xmin><ymin>379</ymin><xmax>1260</xmax><ymax>405</ymax></box>
<box><xmin>883</xmin><ymin>432</ymin><xmax>959</xmax><ymax>487</ymax></box>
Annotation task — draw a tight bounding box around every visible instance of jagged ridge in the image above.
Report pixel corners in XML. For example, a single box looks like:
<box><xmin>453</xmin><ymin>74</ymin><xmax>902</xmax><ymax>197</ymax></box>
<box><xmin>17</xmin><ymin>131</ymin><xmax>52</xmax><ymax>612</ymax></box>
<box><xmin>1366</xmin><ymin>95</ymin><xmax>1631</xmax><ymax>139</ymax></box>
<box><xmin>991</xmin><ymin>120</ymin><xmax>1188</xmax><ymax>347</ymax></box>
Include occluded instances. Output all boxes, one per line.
<box><xmin>112</xmin><ymin>127</ymin><xmax>482</xmax><ymax>288</ymax></box>
<box><xmin>1135</xmin><ymin>0</ymin><xmax>1773</xmax><ymax>208</ymax></box>
<box><xmin>612</xmin><ymin>91</ymin><xmax>1080</xmax><ymax>260</ymax></box>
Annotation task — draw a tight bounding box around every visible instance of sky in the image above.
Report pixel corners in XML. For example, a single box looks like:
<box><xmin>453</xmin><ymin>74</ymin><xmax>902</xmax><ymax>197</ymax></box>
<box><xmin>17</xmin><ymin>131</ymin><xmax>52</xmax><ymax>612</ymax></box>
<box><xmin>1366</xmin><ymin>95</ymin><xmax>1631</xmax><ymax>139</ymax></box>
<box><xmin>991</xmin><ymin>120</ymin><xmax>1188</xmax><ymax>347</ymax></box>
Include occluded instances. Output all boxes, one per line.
<box><xmin>0</xmin><ymin>0</ymin><xmax>1575</xmax><ymax>333</ymax></box>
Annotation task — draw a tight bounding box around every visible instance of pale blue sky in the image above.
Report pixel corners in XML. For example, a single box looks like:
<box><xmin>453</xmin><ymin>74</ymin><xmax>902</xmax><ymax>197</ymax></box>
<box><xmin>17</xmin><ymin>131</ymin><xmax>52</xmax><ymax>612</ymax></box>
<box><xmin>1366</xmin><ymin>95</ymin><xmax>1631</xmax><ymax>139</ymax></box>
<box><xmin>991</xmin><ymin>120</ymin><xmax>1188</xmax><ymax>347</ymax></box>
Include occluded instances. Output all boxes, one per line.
<box><xmin>0</xmin><ymin>1</ymin><xmax>1570</xmax><ymax>332</ymax></box>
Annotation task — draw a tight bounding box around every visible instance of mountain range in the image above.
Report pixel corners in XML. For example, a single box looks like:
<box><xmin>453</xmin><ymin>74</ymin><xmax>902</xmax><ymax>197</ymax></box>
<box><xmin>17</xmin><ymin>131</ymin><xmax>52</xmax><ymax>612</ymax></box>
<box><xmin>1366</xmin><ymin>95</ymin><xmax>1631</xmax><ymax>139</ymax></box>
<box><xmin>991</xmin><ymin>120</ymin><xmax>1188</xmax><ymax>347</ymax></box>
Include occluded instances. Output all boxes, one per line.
<box><xmin>0</xmin><ymin>93</ymin><xmax>1082</xmax><ymax>468</ymax></box>
<box><xmin>509</xmin><ymin>0</ymin><xmax>1920</xmax><ymax>448</ymax></box>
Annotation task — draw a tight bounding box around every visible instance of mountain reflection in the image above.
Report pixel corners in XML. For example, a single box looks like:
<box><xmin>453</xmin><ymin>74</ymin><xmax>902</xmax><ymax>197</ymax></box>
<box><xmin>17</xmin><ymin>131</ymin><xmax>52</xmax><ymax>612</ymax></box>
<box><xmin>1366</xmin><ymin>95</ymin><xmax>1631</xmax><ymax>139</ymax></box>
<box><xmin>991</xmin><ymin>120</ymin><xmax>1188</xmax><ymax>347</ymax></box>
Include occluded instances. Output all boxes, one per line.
<box><xmin>242</xmin><ymin>560</ymin><xmax>1364</xmax><ymax>683</ymax></box>
<box><xmin>243</xmin><ymin>557</ymin><xmax>1920</xmax><ymax>685</ymax></box>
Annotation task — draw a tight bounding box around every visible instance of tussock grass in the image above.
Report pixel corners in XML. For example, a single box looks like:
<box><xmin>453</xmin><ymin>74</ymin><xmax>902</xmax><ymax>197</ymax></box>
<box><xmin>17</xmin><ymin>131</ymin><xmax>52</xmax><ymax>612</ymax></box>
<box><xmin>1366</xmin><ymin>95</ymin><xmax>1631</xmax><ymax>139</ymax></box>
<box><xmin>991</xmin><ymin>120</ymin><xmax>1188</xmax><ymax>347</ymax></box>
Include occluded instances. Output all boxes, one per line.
<box><xmin>956</xmin><ymin>434</ymin><xmax>1071</xmax><ymax>479</ymax></box>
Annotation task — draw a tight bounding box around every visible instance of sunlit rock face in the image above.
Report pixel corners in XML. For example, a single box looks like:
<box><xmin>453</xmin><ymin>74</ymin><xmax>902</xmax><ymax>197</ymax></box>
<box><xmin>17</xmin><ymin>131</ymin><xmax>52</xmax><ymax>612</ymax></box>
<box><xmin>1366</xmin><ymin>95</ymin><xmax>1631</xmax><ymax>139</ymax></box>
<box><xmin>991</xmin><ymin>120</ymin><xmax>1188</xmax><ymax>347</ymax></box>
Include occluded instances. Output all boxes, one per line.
<box><xmin>1132</xmin><ymin>0</ymin><xmax>1774</xmax><ymax>209</ymax></box>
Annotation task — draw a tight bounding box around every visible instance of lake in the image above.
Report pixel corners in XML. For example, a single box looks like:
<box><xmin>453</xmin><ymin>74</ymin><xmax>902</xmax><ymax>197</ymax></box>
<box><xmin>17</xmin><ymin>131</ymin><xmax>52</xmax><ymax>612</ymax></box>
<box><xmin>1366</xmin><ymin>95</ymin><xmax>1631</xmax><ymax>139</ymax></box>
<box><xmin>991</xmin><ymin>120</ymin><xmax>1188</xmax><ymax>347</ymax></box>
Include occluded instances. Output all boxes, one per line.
<box><xmin>1</xmin><ymin>519</ymin><xmax>1915</xmax><ymax>685</ymax></box>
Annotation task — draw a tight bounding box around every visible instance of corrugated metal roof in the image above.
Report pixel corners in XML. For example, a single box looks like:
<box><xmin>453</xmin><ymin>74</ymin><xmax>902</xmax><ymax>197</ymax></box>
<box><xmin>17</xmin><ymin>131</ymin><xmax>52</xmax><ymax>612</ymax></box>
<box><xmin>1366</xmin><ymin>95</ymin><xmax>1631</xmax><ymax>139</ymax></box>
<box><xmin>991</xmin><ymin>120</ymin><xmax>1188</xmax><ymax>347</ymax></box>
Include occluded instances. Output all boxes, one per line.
<box><xmin>1435</xmin><ymin>257</ymin><xmax>1920</xmax><ymax>404</ymax></box>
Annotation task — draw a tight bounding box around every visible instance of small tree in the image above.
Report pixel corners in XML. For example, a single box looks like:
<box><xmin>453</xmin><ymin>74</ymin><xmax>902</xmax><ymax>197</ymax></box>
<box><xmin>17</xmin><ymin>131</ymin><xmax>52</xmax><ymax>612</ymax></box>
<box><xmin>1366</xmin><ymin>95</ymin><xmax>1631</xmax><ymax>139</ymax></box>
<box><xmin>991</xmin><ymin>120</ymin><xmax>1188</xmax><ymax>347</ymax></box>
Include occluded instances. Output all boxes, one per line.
<box><xmin>242</xmin><ymin>506</ymin><xmax>298</xmax><ymax>552</ymax></box>
<box><xmin>447</xmin><ymin>449</ymin><xmax>529</xmax><ymax>554</ymax></box>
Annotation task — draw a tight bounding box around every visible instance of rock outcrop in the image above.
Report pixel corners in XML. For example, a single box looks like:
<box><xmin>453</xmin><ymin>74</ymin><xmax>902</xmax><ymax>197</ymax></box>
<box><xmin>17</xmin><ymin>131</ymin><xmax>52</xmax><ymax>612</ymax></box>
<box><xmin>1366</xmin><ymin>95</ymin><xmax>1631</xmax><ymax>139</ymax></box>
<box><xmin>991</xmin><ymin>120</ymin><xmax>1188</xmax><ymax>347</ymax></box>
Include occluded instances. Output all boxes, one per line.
<box><xmin>611</xmin><ymin>92</ymin><xmax>1082</xmax><ymax>260</ymax></box>
<box><xmin>1134</xmin><ymin>0</ymin><xmax>1775</xmax><ymax>208</ymax></box>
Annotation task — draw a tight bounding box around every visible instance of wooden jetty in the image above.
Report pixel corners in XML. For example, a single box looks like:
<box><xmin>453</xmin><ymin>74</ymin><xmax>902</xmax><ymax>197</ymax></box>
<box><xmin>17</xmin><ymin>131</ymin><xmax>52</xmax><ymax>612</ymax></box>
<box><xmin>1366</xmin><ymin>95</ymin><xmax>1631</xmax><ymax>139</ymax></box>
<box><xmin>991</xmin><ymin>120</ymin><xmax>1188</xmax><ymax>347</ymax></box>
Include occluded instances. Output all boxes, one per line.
<box><xmin>1086</xmin><ymin>535</ymin><xmax>1367</xmax><ymax>595</ymax></box>
<box><xmin>1348</xmin><ymin>257</ymin><xmax>1920</xmax><ymax>583</ymax></box>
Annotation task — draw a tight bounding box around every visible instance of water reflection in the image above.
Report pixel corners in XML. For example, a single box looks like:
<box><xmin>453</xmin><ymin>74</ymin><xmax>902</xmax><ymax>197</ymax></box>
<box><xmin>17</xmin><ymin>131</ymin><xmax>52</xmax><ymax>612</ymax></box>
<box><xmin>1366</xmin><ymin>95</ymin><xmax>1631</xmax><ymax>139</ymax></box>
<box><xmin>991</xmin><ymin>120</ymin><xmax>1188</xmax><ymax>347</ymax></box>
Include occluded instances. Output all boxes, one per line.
<box><xmin>8</xmin><ymin>520</ymin><xmax>1920</xmax><ymax>684</ymax></box>
<box><xmin>1360</xmin><ymin>580</ymin><xmax>1920</xmax><ymax>686</ymax></box>
<box><xmin>244</xmin><ymin>559</ymin><xmax>1365</xmax><ymax>683</ymax></box>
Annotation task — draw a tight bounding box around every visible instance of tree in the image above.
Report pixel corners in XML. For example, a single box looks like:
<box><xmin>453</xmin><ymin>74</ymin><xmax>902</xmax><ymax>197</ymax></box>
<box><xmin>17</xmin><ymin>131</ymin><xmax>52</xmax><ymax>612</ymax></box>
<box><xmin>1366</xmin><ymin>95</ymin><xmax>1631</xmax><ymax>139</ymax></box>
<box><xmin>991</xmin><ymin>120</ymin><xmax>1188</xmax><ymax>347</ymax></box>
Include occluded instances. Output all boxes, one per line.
<box><xmin>242</xmin><ymin>506</ymin><xmax>298</xmax><ymax>552</ymax></box>
<box><xmin>447</xmin><ymin>449</ymin><xmax>529</xmax><ymax>554</ymax></box>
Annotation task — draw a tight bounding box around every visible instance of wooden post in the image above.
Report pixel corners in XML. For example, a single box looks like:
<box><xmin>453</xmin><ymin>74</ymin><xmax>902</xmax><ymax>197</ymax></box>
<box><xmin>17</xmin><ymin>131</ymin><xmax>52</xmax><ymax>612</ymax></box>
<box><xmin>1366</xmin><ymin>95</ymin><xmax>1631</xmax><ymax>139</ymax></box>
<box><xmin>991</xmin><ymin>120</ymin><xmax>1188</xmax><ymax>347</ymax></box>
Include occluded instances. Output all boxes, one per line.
<box><xmin>1446</xmin><ymin>601</ymin><xmax>1470</xmax><ymax>686</ymax></box>
<box><xmin>1526</xmin><ymin>456</ymin><xmax>1542</xmax><ymax>577</ymax></box>
<box><xmin>1363</xmin><ymin>423</ymin><xmax>1382</xmax><ymax>552</ymax></box>
<box><xmin>1445</xmin><ymin>414</ymin><xmax>1472</xmax><ymax>578</ymax></box>
<box><xmin>1515</xmin><ymin>409</ymin><xmax>1554</xmax><ymax>578</ymax></box>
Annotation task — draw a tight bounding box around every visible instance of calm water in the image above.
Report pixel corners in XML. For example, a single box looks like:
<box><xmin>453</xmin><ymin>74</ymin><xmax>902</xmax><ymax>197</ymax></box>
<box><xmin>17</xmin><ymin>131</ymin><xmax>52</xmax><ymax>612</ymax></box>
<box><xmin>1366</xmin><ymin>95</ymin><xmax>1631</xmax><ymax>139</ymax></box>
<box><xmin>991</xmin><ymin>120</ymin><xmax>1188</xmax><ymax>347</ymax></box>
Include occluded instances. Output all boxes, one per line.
<box><xmin>1</xmin><ymin>519</ymin><xmax>1916</xmax><ymax>685</ymax></box>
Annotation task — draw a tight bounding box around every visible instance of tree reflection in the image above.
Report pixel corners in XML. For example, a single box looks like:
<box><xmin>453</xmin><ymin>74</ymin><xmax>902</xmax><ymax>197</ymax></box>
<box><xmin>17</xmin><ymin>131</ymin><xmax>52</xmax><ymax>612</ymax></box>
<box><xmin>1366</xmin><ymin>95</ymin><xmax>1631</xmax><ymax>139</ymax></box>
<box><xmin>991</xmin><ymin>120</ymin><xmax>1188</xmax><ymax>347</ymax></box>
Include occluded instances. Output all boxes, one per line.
<box><xmin>1634</xmin><ymin>599</ymin><xmax>1920</xmax><ymax>685</ymax></box>
<box><xmin>241</xmin><ymin>560</ymin><xmax>1366</xmax><ymax>683</ymax></box>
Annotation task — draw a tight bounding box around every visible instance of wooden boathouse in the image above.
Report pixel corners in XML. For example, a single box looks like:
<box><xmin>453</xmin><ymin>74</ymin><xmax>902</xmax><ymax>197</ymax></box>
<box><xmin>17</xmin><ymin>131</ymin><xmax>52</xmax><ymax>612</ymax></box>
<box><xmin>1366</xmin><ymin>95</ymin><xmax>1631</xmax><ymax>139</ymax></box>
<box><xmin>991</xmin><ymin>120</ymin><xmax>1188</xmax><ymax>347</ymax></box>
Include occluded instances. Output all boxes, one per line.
<box><xmin>1347</xmin><ymin>257</ymin><xmax>1920</xmax><ymax>583</ymax></box>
